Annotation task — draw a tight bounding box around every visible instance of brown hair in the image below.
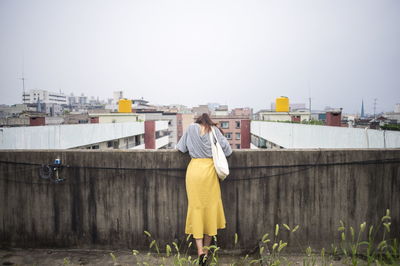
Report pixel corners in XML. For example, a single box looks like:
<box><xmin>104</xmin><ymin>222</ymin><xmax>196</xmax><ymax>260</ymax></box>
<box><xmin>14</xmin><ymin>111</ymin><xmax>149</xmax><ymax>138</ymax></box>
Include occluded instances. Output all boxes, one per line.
<box><xmin>195</xmin><ymin>113</ymin><xmax>219</xmax><ymax>133</ymax></box>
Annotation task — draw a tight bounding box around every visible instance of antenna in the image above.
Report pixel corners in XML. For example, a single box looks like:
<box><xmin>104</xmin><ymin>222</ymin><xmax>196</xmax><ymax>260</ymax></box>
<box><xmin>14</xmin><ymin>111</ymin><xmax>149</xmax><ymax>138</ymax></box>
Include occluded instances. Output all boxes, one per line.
<box><xmin>19</xmin><ymin>54</ymin><xmax>26</xmax><ymax>104</ymax></box>
<box><xmin>308</xmin><ymin>80</ymin><xmax>312</xmax><ymax>121</ymax></box>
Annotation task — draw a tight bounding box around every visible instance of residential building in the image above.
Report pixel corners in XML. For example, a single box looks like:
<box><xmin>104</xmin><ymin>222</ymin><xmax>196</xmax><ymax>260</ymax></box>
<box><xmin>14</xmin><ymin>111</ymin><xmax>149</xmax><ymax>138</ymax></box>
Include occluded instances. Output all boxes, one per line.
<box><xmin>0</xmin><ymin>117</ymin><xmax>30</xmax><ymax>127</ymax></box>
<box><xmin>192</xmin><ymin>105</ymin><xmax>210</xmax><ymax>116</ymax></box>
<box><xmin>210</xmin><ymin>115</ymin><xmax>251</xmax><ymax>149</ymax></box>
<box><xmin>271</xmin><ymin>102</ymin><xmax>306</xmax><ymax>111</ymax></box>
<box><xmin>177</xmin><ymin>113</ymin><xmax>195</xmax><ymax>141</ymax></box>
<box><xmin>88</xmin><ymin>113</ymin><xmax>144</xmax><ymax>124</ymax></box>
<box><xmin>136</xmin><ymin>110</ymin><xmax>177</xmax><ymax>148</ymax></box>
<box><xmin>105</xmin><ymin>91</ymin><xmax>125</xmax><ymax>111</ymax></box>
<box><xmin>63</xmin><ymin>114</ymin><xmax>90</xmax><ymax>124</ymax></box>
<box><xmin>384</xmin><ymin>104</ymin><xmax>400</xmax><ymax>123</ymax></box>
<box><xmin>214</xmin><ymin>105</ymin><xmax>229</xmax><ymax>116</ymax></box>
<box><xmin>0</xmin><ymin>104</ymin><xmax>28</xmax><ymax>118</ymax></box>
<box><xmin>231</xmin><ymin>107</ymin><xmax>253</xmax><ymax>119</ymax></box>
<box><xmin>23</xmin><ymin>89</ymin><xmax>67</xmax><ymax>105</ymax></box>
<box><xmin>257</xmin><ymin>110</ymin><xmax>311</xmax><ymax>122</ymax></box>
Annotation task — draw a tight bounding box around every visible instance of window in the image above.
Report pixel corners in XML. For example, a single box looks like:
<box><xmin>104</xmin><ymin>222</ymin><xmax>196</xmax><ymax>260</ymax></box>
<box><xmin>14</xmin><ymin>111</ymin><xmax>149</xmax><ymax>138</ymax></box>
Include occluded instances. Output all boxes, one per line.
<box><xmin>135</xmin><ymin>135</ymin><xmax>141</xmax><ymax>146</ymax></box>
<box><xmin>236</xmin><ymin>133</ymin><xmax>241</xmax><ymax>140</ymax></box>
<box><xmin>220</xmin><ymin>121</ymin><xmax>229</xmax><ymax>129</ymax></box>
<box><xmin>225</xmin><ymin>132</ymin><xmax>232</xmax><ymax>139</ymax></box>
<box><xmin>235</xmin><ymin>121</ymin><xmax>240</xmax><ymax>128</ymax></box>
<box><xmin>107</xmin><ymin>141</ymin><xmax>113</xmax><ymax>148</ymax></box>
<box><xmin>236</xmin><ymin>144</ymin><xmax>241</xmax><ymax>149</ymax></box>
<box><xmin>113</xmin><ymin>141</ymin><xmax>119</xmax><ymax>149</ymax></box>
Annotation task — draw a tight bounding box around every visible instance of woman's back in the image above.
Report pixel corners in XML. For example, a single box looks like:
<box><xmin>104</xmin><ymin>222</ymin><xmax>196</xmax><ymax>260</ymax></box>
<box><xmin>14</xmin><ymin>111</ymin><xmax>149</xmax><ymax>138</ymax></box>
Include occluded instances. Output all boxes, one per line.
<box><xmin>176</xmin><ymin>123</ymin><xmax>232</xmax><ymax>159</ymax></box>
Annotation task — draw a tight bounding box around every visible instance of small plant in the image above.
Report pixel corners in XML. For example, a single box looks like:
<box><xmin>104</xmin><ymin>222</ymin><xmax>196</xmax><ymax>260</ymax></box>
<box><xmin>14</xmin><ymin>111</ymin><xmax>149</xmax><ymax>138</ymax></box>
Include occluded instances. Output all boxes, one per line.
<box><xmin>128</xmin><ymin>212</ymin><xmax>399</xmax><ymax>265</ymax></box>
<box><xmin>63</xmin><ymin>257</ymin><xmax>70</xmax><ymax>265</ymax></box>
<box><xmin>249</xmin><ymin>223</ymin><xmax>292</xmax><ymax>265</ymax></box>
<box><xmin>303</xmin><ymin>246</ymin><xmax>317</xmax><ymax>266</ymax></box>
<box><xmin>337</xmin><ymin>209</ymin><xmax>399</xmax><ymax>265</ymax></box>
<box><xmin>144</xmin><ymin>230</ymin><xmax>160</xmax><ymax>255</ymax></box>
<box><xmin>109</xmin><ymin>252</ymin><xmax>118</xmax><ymax>265</ymax></box>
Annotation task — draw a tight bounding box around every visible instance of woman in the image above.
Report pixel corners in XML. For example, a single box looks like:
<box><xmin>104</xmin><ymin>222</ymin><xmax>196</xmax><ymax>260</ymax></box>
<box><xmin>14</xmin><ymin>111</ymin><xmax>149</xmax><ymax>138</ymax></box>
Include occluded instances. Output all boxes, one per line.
<box><xmin>176</xmin><ymin>113</ymin><xmax>232</xmax><ymax>264</ymax></box>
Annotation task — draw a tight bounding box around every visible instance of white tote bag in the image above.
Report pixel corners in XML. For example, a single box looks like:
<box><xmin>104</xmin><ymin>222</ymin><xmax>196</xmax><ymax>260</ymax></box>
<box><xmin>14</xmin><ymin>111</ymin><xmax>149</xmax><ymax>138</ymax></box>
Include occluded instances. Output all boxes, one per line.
<box><xmin>209</xmin><ymin>127</ymin><xmax>230</xmax><ymax>180</ymax></box>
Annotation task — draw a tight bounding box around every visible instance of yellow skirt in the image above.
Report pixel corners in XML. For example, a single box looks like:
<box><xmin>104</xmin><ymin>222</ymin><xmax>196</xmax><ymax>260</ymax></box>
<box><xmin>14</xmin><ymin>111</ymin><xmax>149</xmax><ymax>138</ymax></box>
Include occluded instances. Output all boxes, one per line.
<box><xmin>185</xmin><ymin>158</ymin><xmax>226</xmax><ymax>239</ymax></box>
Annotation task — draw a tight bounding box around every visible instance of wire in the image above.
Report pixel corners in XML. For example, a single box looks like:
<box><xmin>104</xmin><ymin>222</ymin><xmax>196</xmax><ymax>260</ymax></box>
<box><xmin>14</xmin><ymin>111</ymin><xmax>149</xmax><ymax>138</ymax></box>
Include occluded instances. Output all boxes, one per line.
<box><xmin>0</xmin><ymin>150</ymin><xmax>399</xmax><ymax>184</ymax></box>
<box><xmin>0</xmin><ymin>156</ymin><xmax>399</xmax><ymax>171</ymax></box>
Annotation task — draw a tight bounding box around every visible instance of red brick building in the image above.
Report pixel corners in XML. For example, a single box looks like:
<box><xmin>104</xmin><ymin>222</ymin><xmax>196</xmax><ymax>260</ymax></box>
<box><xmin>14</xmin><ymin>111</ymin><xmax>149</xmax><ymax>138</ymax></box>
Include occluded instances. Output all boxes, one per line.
<box><xmin>211</xmin><ymin>115</ymin><xmax>251</xmax><ymax>149</ymax></box>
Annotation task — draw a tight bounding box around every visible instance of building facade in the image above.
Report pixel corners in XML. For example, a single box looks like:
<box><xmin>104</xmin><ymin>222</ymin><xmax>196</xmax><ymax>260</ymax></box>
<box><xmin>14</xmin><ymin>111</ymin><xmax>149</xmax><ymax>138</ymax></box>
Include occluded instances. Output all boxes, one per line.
<box><xmin>257</xmin><ymin>110</ymin><xmax>311</xmax><ymax>122</ymax></box>
<box><xmin>23</xmin><ymin>89</ymin><xmax>67</xmax><ymax>105</ymax></box>
<box><xmin>211</xmin><ymin>115</ymin><xmax>251</xmax><ymax>149</ymax></box>
<box><xmin>136</xmin><ymin>111</ymin><xmax>178</xmax><ymax>149</ymax></box>
<box><xmin>177</xmin><ymin>113</ymin><xmax>195</xmax><ymax>141</ymax></box>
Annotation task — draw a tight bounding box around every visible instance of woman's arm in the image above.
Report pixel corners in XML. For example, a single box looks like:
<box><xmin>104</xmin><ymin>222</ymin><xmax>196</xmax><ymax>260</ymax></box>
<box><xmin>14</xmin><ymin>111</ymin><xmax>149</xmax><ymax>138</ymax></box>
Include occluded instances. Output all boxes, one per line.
<box><xmin>176</xmin><ymin>128</ymin><xmax>188</xmax><ymax>153</ymax></box>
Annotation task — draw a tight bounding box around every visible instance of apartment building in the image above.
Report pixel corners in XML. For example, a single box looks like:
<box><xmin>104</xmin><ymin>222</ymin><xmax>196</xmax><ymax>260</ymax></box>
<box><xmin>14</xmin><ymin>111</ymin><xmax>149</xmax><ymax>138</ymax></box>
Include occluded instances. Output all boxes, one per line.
<box><xmin>135</xmin><ymin>110</ymin><xmax>178</xmax><ymax>148</ymax></box>
<box><xmin>177</xmin><ymin>113</ymin><xmax>195</xmax><ymax>141</ymax></box>
<box><xmin>211</xmin><ymin>115</ymin><xmax>251</xmax><ymax>149</ymax></box>
<box><xmin>23</xmin><ymin>89</ymin><xmax>67</xmax><ymax>105</ymax></box>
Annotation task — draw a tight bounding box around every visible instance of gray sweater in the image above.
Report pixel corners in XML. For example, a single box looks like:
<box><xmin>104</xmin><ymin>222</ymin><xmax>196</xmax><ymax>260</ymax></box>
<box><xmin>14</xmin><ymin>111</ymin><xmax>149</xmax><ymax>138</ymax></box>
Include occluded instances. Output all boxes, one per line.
<box><xmin>176</xmin><ymin>123</ymin><xmax>232</xmax><ymax>158</ymax></box>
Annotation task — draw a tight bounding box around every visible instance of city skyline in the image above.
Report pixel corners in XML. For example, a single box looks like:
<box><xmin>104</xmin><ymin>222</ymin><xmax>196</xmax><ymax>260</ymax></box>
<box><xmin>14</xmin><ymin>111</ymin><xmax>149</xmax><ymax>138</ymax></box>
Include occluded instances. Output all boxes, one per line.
<box><xmin>1</xmin><ymin>0</ymin><xmax>399</xmax><ymax>114</ymax></box>
<box><xmin>1</xmin><ymin>87</ymin><xmax>395</xmax><ymax>116</ymax></box>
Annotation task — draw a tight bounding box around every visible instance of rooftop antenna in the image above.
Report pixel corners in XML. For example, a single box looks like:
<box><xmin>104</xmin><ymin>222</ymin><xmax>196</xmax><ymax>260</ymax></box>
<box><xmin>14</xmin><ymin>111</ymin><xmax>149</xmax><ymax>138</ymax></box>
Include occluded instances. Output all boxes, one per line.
<box><xmin>360</xmin><ymin>99</ymin><xmax>365</xmax><ymax>118</ymax></box>
<box><xmin>308</xmin><ymin>80</ymin><xmax>312</xmax><ymax>121</ymax></box>
<box><xmin>19</xmin><ymin>54</ymin><xmax>26</xmax><ymax>104</ymax></box>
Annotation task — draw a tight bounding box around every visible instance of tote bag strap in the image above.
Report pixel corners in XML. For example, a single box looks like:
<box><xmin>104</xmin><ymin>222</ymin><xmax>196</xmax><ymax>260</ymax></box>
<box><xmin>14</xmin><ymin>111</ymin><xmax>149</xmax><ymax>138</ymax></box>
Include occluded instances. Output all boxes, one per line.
<box><xmin>210</xmin><ymin>126</ymin><xmax>219</xmax><ymax>144</ymax></box>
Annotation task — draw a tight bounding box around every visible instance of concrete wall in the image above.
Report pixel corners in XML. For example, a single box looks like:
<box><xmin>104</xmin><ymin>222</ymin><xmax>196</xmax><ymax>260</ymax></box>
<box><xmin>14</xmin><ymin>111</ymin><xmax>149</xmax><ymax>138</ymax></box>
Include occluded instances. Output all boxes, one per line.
<box><xmin>251</xmin><ymin>121</ymin><xmax>400</xmax><ymax>148</ymax></box>
<box><xmin>0</xmin><ymin>149</ymin><xmax>399</xmax><ymax>251</ymax></box>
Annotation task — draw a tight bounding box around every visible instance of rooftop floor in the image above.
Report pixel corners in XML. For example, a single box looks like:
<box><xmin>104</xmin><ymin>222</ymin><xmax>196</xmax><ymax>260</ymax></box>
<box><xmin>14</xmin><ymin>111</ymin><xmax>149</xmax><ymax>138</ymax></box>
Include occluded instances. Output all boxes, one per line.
<box><xmin>0</xmin><ymin>248</ymin><xmax>347</xmax><ymax>265</ymax></box>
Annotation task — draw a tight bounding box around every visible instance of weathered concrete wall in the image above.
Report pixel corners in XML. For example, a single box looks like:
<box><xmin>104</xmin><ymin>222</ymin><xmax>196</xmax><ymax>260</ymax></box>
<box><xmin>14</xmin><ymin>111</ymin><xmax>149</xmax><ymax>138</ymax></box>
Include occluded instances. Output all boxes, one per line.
<box><xmin>0</xmin><ymin>149</ymin><xmax>399</xmax><ymax>252</ymax></box>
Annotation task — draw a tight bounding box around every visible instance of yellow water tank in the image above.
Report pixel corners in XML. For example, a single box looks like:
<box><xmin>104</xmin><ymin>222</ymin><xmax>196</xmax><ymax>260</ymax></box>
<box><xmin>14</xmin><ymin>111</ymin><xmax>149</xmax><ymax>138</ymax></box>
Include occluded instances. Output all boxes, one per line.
<box><xmin>118</xmin><ymin>99</ymin><xmax>132</xmax><ymax>113</ymax></box>
<box><xmin>276</xmin><ymin>96</ymin><xmax>289</xmax><ymax>112</ymax></box>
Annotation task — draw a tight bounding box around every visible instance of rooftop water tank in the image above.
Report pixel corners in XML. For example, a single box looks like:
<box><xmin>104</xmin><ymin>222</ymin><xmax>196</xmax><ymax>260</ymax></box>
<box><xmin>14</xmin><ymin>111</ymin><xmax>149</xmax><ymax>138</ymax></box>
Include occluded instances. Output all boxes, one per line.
<box><xmin>118</xmin><ymin>99</ymin><xmax>132</xmax><ymax>113</ymax></box>
<box><xmin>276</xmin><ymin>96</ymin><xmax>289</xmax><ymax>112</ymax></box>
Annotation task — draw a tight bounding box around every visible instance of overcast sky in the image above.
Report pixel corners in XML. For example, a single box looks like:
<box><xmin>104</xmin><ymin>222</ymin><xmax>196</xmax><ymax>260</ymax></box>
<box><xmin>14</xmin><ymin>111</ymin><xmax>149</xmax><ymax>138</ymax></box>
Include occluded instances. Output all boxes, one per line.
<box><xmin>0</xmin><ymin>0</ymin><xmax>399</xmax><ymax>114</ymax></box>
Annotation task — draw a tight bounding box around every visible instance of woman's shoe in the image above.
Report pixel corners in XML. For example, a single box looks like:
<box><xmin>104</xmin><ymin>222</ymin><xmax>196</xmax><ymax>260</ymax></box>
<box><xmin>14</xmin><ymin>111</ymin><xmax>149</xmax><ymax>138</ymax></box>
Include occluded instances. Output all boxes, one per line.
<box><xmin>198</xmin><ymin>254</ymin><xmax>207</xmax><ymax>265</ymax></box>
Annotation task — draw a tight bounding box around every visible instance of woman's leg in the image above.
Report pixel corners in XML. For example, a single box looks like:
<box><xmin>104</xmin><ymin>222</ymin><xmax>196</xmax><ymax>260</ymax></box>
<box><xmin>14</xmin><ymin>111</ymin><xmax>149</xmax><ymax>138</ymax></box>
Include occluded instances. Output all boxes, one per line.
<box><xmin>203</xmin><ymin>234</ymin><xmax>212</xmax><ymax>255</ymax></box>
<box><xmin>195</xmin><ymin>235</ymin><xmax>212</xmax><ymax>256</ymax></box>
<box><xmin>195</xmin><ymin>238</ymin><xmax>205</xmax><ymax>256</ymax></box>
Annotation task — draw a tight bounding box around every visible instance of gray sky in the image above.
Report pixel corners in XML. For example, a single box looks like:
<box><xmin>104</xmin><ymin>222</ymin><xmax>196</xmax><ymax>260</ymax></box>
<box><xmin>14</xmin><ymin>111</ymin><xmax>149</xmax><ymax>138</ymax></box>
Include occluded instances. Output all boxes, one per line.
<box><xmin>0</xmin><ymin>0</ymin><xmax>399</xmax><ymax>114</ymax></box>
